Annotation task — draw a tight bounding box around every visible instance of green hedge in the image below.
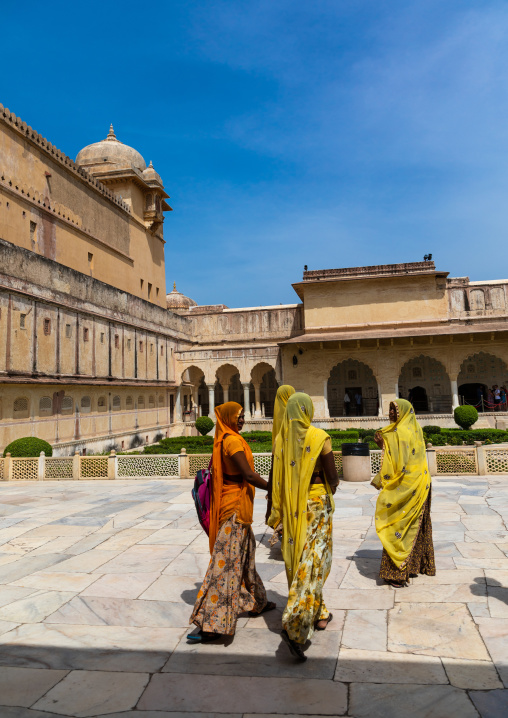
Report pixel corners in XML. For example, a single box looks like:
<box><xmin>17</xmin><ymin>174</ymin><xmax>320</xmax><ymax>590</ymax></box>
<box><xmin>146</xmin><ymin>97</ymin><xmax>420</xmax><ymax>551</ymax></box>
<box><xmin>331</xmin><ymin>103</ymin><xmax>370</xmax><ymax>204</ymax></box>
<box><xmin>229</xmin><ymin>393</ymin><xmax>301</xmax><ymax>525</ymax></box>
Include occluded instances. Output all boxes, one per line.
<box><xmin>425</xmin><ymin>428</ymin><xmax>508</xmax><ymax>446</ymax></box>
<box><xmin>3</xmin><ymin>437</ymin><xmax>53</xmax><ymax>458</ymax></box>
<box><xmin>422</xmin><ymin>425</ymin><xmax>442</xmax><ymax>435</ymax></box>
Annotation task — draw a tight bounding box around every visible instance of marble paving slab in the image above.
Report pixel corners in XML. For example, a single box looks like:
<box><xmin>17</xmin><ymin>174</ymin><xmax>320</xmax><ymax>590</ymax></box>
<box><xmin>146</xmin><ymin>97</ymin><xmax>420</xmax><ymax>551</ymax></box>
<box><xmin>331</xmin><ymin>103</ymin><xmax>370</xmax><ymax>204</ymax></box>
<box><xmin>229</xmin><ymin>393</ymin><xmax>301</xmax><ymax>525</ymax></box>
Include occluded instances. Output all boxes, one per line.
<box><xmin>0</xmin><ymin>666</ymin><xmax>69</xmax><ymax>708</ymax></box>
<box><xmin>0</xmin><ymin>622</ymin><xmax>185</xmax><ymax>672</ymax></box>
<box><xmin>349</xmin><ymin>682</ymin><xmax>480</xmax><ymax>718</ymax></box>
<box><xmin>138</xmin><ymin>673</ymin><xmax>348</xmax><ymax>714</ymax></box>
<box><xmin>334</xmin><ymin>647</ymin><xmax>448</xmax><ymax>684</ymax></box>
<box><xmin>388</xmin><ymin>602</ymin><xmax>490</xmax><ymax>660</ymax></box>
<box><xmin>33</xmin><ymin>669</ymin><xmax>150</xmax><ymax>717</ymax></box>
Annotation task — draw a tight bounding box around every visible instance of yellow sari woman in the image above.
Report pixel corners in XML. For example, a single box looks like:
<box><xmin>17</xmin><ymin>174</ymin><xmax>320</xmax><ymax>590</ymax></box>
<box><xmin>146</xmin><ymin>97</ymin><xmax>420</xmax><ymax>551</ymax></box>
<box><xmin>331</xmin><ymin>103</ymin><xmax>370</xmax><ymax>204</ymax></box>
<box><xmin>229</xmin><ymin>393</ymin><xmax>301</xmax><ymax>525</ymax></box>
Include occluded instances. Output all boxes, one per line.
<box><xmin>373</xmin><ymin>399</ymin><xmax>436</xmax><ymax>586</ymax></box>
<box><xmin>269</xmin><ymin>393</ymin><xmax>339</xmax><ymax>660</ymax></box>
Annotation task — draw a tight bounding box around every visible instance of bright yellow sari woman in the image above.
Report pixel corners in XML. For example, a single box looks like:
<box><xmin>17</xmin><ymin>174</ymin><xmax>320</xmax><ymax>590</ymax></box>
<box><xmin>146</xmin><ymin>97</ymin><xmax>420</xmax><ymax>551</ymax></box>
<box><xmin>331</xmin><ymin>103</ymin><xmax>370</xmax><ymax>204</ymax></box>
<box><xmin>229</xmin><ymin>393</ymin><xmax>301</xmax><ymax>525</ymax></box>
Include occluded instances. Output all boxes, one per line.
<box><xmin>373</xmin><ymin>399</ymin><xmax>435</xmax><ymax>583</ymax></box>
<box><xmin>270</xmin><ymin>393</ymin><xmax>338</xmax><ymax>654</ymax></box>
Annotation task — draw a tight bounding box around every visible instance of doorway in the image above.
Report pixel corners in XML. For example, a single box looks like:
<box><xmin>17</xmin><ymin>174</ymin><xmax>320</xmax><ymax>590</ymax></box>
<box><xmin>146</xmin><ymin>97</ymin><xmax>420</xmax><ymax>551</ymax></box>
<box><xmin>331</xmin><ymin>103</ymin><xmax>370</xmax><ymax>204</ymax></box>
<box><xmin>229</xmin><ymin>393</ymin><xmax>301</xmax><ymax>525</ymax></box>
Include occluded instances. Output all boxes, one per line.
<box><xmin>408</xmin><ymin>386</ymin><xmax>428</xmax><ymax>413</ymax></box>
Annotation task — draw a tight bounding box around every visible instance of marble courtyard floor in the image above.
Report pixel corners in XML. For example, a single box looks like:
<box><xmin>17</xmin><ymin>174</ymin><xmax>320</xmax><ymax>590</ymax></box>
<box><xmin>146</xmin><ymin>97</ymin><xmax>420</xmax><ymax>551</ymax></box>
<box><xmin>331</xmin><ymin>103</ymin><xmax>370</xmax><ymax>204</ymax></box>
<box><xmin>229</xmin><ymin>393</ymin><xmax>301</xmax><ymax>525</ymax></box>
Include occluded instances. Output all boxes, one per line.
<box><xmin>0</xmin><ymin>478</ymin><xmax>507</xmax><ymax>718</ymax></box>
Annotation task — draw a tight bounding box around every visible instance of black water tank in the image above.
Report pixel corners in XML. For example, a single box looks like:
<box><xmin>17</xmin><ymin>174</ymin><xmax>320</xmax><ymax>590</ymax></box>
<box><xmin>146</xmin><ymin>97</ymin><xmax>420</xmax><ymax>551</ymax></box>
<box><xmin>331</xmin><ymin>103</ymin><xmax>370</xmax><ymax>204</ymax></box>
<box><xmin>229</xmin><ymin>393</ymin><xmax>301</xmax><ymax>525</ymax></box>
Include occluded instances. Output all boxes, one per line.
<box><xmin>341</xmin><ymin>442</ymin><xmax>370</xmax><ymax>457</ymax></box>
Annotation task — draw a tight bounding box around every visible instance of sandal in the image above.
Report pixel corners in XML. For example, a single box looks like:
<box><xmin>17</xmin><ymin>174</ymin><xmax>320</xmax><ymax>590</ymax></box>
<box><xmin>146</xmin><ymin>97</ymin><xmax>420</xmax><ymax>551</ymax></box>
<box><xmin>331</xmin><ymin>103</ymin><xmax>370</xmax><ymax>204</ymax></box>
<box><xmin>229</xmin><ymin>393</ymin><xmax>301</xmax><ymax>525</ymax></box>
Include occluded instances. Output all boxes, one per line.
<box><xmin>281</xmin><ymin>629</ymin><xmax>307</xmax><ymax>662</ymax></box>
<box><xmin>386</xmin><ymin>580</ymin><xmax>407</xmax><ymax>589</ymax></box>
<box><xmin>187</xmin><ymin>630</ymin><xmax>221</xmax><ymax>643</ymax></box>
<box><xmin>248</xmin><ymin>600</ymin><xmax>276</xmax><ymax>617</ymax></box>
<box><xmin>315</xmin><ymin>612</ymin><xmax>333</xmax><ymax>631</ymax></box>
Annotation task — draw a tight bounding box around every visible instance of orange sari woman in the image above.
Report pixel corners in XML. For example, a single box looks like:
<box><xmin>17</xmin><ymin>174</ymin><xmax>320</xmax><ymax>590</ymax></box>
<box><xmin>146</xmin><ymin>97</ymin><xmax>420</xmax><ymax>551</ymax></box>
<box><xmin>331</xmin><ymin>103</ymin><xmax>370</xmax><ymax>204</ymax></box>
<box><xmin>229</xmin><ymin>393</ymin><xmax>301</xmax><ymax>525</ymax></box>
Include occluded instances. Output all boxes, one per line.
<box><xmin>189</xmin><ymin>402</ymin><xmax>275</xmax><ymax>641</ymax></box>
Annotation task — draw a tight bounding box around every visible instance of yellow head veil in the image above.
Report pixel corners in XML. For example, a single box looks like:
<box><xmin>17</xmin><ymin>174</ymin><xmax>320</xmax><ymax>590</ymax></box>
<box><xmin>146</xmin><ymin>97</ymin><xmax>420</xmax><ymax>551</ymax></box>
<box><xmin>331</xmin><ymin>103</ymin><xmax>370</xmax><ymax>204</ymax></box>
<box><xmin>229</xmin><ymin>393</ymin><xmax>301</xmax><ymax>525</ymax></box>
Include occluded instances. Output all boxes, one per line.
<box><xmin>373</xmin><ymin>398</ymin><xmax>431</xmax><ymax>568</ymax></box>
<box><xmin>269</xmin><ymin>392</ymin><xmax>334</xmax><ymax>584</ymax></box>
<box><xmin>272</xmin><ymin>385</ymin><xmax>295</xmax><ymax>451</ymax></box>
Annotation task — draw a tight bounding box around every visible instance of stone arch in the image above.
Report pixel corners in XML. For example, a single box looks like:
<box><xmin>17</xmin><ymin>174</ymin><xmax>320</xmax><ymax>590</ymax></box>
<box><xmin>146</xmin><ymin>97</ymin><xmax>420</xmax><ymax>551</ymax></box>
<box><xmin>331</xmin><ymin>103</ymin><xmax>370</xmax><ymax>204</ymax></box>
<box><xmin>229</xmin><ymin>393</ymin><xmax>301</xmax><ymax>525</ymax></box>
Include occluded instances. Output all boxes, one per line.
<box><xmin>214</xmin><ymin>363</ymin><xmax>241</xmax><ymax>405</ymax></box>
<box><xmin>251</xmin><ymin>362</ymin><xmax>278</xmax><ymax>418</ymax></box>
<box><xmin>457</xmin><ymin>352</ymin><xmax>508</xmax><ymax>410</ymax></box>
<box><xmin>327</xmin><ymin>359</ymin><xmax>379</xmax><ymax>417</ymax></box>
<box><xmin>398</xmin><ymin>355</ymin><xmax>451</xmax><ymax>414</ymax></box>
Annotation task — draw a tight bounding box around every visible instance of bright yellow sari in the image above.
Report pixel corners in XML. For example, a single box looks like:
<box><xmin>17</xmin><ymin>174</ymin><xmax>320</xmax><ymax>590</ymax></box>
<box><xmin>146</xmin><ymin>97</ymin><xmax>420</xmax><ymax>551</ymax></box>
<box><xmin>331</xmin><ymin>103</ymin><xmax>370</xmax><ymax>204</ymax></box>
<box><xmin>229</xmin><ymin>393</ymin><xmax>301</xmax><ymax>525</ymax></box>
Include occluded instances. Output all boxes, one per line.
<box><xmin>269</xmin><ymin>393</ymin><xmax>335</xmax><ymax>583</ymax></box>
<box><xmin>373</xmin><ymin>398</ymin><xmax>431</xmax><ymax>569</ymax></box>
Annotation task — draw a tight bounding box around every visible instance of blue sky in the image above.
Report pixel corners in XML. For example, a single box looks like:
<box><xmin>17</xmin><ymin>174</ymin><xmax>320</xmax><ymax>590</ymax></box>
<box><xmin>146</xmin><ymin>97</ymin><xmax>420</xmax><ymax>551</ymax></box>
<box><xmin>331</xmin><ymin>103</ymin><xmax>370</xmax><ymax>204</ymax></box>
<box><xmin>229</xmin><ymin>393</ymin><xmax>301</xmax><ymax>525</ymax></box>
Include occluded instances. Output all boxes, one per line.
<box><xmin>3</xmin><ymin>1</ymin><xmax>508</xmax><ymax>307</ymax></box>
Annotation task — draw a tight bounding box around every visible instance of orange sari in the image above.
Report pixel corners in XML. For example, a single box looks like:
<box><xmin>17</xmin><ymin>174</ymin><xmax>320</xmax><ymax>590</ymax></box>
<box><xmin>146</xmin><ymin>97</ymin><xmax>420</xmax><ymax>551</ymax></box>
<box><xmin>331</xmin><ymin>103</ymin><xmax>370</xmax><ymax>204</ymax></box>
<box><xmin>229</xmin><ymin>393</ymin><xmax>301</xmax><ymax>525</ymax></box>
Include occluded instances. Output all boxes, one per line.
<box><xmin>209</xmin><ymin>402</ymin><xmax>255</xmax><ymax>553</ymax></box>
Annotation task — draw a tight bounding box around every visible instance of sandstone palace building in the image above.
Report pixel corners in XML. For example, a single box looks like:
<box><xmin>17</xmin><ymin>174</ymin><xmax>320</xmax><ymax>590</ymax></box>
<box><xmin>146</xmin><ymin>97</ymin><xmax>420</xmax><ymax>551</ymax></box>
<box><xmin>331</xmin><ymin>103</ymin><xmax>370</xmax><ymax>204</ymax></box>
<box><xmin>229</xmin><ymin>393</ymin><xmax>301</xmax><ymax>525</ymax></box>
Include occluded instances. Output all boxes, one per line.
<box><xmin>1</xmin><ymin>104</ymin><xmax>507</xmax><ymax>454</ymax></box>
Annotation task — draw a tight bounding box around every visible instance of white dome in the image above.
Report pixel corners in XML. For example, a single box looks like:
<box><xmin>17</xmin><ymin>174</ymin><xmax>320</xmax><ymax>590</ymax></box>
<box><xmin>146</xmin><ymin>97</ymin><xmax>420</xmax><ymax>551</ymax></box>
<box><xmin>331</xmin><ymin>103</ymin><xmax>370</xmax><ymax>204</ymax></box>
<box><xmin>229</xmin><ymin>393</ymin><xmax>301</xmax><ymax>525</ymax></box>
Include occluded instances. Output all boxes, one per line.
<box><xmin>75</xmin><ymin>125</ymin><xmax>146</xmax><ymax>172</ymax></box>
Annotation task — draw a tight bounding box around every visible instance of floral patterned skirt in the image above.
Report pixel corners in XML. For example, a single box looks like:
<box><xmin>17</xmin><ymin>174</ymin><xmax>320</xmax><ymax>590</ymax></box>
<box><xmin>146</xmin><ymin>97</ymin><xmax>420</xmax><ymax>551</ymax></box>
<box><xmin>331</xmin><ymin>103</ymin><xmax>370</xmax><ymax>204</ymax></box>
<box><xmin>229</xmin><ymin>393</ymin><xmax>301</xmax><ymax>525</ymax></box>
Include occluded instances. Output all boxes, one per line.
<box><xmin>379</xmin><ymin>487</ymin><xmax>436</xmax><ymax>583</ymax></box>
<box><xmin>282</xmin><ymin>493</ymin><xmax>334</xmax><ymax>645</ymax></box>
<box><xmin>190</xmin><ymin>514</ymin><xmax>267</xmax><ymax>635</ymax></box>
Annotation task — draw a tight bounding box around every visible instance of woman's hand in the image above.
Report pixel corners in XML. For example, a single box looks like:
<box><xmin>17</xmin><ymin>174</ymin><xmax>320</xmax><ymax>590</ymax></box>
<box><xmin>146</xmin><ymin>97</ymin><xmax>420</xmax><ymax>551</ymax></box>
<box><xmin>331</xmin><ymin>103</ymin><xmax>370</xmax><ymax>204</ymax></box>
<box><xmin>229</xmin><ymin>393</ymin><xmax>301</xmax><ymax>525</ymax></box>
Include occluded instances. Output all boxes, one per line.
<box><xmin>374</xmin><ymin>431</ymin><xmax>384</xmax><ymax>449</ymax></box>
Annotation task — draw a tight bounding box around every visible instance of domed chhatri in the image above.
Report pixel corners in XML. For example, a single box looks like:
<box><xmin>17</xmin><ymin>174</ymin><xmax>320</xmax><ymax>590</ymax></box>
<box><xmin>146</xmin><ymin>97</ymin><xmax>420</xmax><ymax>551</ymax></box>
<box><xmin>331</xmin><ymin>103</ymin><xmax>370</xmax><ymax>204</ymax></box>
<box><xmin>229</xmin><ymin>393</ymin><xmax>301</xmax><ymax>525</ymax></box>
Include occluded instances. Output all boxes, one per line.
<box><xmin>75</xmin><ymin>124</ymin><xmax>147</xmax><ymax>172</ymax></box>
<box><xmin>166</xmin><ymin>282</ymin><xmax>197</xmax><ymax>311</ymax></box>
<box><xmin>143</xmin><ymin>160</ymin><xmax>163</xmax><ymax>186</ymax></box>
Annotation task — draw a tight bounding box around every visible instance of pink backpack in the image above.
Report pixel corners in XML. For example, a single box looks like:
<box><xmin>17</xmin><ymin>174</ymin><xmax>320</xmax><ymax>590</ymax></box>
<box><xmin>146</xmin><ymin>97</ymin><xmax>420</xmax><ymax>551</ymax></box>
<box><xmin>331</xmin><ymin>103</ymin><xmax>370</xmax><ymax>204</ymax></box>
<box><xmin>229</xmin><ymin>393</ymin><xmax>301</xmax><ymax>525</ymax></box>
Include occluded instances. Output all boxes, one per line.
<box><xmin>192</xmin><ymin>456</ymin><xmax>212</xmax><ymax>535</ymax></box>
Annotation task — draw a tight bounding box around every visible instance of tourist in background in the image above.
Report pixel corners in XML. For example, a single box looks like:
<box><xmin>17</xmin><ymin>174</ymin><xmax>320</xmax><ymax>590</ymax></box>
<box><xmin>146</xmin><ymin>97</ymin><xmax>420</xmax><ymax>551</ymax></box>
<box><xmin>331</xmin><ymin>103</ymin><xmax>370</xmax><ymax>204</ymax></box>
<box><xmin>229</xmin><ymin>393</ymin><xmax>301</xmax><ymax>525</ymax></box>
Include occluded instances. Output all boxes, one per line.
<box><xmin>502</xmin><ymin>386</ymin><xmax>508</xmax><ymax>411</ymax></box>
<box><xmin>493</xmin><ymin>385</ymin><xmax>501</xmax><ymax>411</ymax></box>
<box><xmin>189</xmin><ymin>402</ymin><xmax>275</xmax><ymax>641</ymax></box>
<box><xmin>343</xmin><ymin>390</ymin><xmax>351</xmax><ymax>416</ymax></box>
<box><xmin>355</xmin><ymin>391</ymin><xmax>363</xmax><ymax>416</ymax></box>
<box><xmin>373</xmin><ymin>399</ymin><xmax>435</xmax><ymax>587</ymax></box>
<box><xmin>269</xmin><ymin>392</ymin><xmax>339</xmax><ymax>661</ymax></box>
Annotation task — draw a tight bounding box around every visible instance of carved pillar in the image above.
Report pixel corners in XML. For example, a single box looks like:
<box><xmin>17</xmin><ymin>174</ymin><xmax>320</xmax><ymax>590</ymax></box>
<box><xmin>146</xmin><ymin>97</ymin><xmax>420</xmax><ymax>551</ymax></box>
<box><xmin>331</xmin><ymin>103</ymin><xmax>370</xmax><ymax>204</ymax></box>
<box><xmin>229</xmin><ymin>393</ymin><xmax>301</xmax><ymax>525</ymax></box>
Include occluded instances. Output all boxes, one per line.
<box><xmin>242</xmin><ymin>383</ymin><xmax>251</xmax><ymax>419</ymax></box>
<box><xmin>207</xmin><ymin>384</ymin><xmax>215</xmax><ymax>419</ymax></box>
<box><xmin>451</xmin><ymin>379</ymin><xmax>459</xmax><ymax>410</ymax></box>
<box><xmin>175</xmin><ymin>386</ymin><xmax>182</xmax><ymax>422</ymax></box>
<box><xmin>253</xmin><ymin>382</ymin><xmax>262</xmax><ymax>418</ymax></box>
<box><xmin>323</xmin><ymin>379</ymin><xmax>330</xmax><ymax>419</ymax></box>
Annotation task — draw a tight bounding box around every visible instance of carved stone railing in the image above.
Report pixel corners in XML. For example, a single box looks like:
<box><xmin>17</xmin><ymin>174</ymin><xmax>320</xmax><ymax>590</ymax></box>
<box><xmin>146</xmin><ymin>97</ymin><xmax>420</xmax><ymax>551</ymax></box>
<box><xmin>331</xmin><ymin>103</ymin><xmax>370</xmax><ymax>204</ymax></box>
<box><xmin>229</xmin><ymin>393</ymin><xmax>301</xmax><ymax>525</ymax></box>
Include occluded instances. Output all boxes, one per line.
<box><xmin>1</xmin><ymin>446</ymin><xmax>507</xmax><ymax>480</ymax></box>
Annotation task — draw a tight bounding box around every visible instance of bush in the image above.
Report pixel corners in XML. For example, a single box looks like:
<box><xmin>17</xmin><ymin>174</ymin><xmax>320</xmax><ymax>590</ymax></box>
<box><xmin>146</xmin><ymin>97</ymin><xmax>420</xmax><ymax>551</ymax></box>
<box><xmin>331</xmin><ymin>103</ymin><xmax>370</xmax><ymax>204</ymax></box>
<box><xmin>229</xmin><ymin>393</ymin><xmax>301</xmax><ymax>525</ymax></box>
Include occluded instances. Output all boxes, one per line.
<box><xmin>428</xmin><ymin>435</ymin><xmax>447</xmax><ymax>446</ymax></box>
<box><xmin>3</xmin><ymin>437</ymin><xmax>53</xmax><ymax>458</ymax></box>
<box><xmin>242</xmin><ymin>431</ymin><xmax>273</xmax><ymax>442</ymax></box>
<box><xmin>195</xmin><ymin>416</ymin><xmax>214</xmax><ymax>436</ymax></box>
<box><xmin>423</xmin><ymin>425</ymin><xmax>442</xmax><ymax>436</ymax></box>
<box><xmin>454</xmin><ymin>406</ymin><xmax>479</xmax><ymax>430</ymax></box>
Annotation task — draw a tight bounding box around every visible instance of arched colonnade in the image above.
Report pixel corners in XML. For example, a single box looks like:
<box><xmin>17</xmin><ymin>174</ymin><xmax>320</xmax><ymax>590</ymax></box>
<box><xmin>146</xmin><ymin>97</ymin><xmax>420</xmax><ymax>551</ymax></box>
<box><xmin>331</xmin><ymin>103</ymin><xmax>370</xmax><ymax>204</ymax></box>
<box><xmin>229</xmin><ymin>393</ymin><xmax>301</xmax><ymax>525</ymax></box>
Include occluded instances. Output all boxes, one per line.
<box><xmin>325</xmin><ymin>352</ymin><xmax>508</xmax><ymax>417</ymax></box>
<box><xmin>178</xmin><ymin>361</ymin><xmax>279</xmax><ymax>421</ymax></box>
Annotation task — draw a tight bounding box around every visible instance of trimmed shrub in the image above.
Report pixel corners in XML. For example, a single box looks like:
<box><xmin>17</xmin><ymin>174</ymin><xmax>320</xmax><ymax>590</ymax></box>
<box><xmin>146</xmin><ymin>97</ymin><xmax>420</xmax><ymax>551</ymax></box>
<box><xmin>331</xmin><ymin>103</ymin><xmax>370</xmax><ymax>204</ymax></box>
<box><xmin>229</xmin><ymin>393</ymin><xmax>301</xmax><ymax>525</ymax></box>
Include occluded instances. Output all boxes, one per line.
<box><xmin>195</xmin><ymin>416</ymin><xmax>214</xmax><ymax>436</ymax></box>
<box><xmin>3</xmin><ymin>437</ymin><xmax>53</xmax><ymax>458</ymax></box>
<box><xmin>454</xmin><ymin>406</ymin><xmax>478</xmax><ymax>430</ymax></box>
<box><xmin>423</xmin><ymin>425</ymin><xmax>442</xmax><ymax>436</ymax></box>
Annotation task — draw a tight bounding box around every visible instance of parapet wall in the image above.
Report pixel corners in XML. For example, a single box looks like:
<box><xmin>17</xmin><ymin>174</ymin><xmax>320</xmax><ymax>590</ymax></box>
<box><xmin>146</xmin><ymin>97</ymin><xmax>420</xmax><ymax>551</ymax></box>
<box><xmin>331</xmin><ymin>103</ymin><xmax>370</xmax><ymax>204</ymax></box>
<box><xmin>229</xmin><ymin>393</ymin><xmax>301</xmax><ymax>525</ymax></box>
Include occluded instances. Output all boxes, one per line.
<box><xmin>0</xmin><ymin>239</ymin><xmax>190</xmax><ymax>339</ymax></box>
<box><xmin>0</xmin><ymin>104</ymin><xmax>130</xmax><ymax>213</ymax></box>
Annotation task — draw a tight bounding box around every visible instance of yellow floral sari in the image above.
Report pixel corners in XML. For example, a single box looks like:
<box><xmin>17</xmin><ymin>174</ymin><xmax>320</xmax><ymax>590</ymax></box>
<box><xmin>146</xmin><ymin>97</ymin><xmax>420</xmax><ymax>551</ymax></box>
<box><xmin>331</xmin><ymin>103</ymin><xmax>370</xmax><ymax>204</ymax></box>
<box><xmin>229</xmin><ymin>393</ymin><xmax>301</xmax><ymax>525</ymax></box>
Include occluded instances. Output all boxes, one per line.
<box><xmin>373</xmin><ymin>398</ymin><xmax>431</xmax><ymax>569</ymax></box>
<box><xmin>269</xmin><ymin>393</ymin><xmax>334</xmax><ymax>582</ymax></box>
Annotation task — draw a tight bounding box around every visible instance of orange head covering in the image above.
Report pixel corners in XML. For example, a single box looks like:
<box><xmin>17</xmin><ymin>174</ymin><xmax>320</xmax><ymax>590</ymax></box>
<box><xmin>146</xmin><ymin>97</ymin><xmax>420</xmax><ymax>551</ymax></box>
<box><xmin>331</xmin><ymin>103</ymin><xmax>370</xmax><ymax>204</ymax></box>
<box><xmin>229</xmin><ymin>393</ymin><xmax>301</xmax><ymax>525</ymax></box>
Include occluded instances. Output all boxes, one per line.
<box><xmin>209</xmin><ymin>402</ymin><xmax>255</xmax><ymax>552</ymax></box>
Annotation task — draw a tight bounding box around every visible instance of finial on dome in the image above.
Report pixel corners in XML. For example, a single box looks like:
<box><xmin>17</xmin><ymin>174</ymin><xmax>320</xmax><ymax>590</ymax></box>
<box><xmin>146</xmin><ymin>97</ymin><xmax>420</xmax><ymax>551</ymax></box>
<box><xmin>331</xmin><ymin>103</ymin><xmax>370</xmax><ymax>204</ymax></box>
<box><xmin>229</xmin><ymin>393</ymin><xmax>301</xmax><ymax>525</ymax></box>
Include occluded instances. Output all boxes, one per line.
<box><xmin>173</xmin><ymin>281</ymin><xmax>176</xmax><ymax>291</ymax></box>
<box><xmin>106</xmin><ymin>124</ymin><xmax>117</xmax><ymax>141</ymax></box>
<box><xmin>149</xmin><ymin>160</ymin><xmax>154</xmax><ymax>168</ymax></box>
